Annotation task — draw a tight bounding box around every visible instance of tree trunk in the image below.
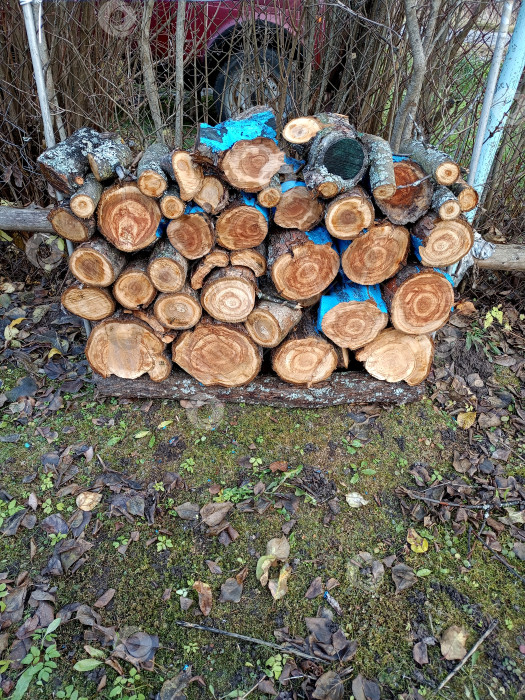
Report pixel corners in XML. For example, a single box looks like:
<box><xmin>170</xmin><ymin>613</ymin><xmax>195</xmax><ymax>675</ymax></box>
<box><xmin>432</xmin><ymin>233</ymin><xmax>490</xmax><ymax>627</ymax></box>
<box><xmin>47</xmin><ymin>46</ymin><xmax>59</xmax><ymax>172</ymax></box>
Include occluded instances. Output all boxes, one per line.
<box><xmin>450</xmin><ymin>178</ymin><xmax>479</xmax><ymax>212</ymax></box>
<box><xmin>87</xmin><ymin>139</ymin><xmax>133</xmax><ymax>181</ymax></box>
<box><xmin>245</xmin><ymin>299</ymin><xmax>302</xmax><ymax>348</ymax></box>
<box><xmin>48</xmin><ymin>204</ymin><xmax>95</xmax><ymax>242</ymax></box>
<box><xmin>148</xmin><ymin>239</ymin><xmax>188</xmax><ymax>293</ymax></box>
<box><xmin>160</xmin><ymin>186</ymin><xmax>185</xmax><ymax>220</ymax></box>
<box><xmin>257</xmin><ymin>174</ymin><xmax>282</xmax><ymax>208</ymax></box>
<box><xmin>267</xmin><ymin>227</ymin><xmax>339</xmax><ymax>301</ymax></box>
<box><xmin>325</xmin><ymin>187</ymin><xmax>374</xmax><ymax>240</ymax></box>
<box><xmin>273</xmin><ymin>182</ymin><xmax>323</xmax><ymax>231</ymax></box>
<box><xmin>373</xmin><ymin>159</ymin><xmax>433</xmax><ymax>225</ymax></box>
<box><xmin>69</xmin><ymin>175</ymin><xmax>103</xmax><ymax>218</ymax></box>
<box><xmin>154</xmin><ymin>285</ymin><xmax>202</xmax><ymax>329</ymax></box>
<box><xmin>113</xmin><ymin>257</ymin><xmax>157</xmax><ymax>310</ymax></box>
<box><xmin>61</xmin><ymin>284</ymin><xmax>116</xmax><ymax>321</ymax></box>
<box><xmin>69</xmin><ymin>236</ymin><xmax>126</xmax><ymax>287</ymax></box>
<box><xmin>97</xmin><ymin>183</ymin><xmax>162</xmax><ymax>252</ymax></box>
<box><xmin>360</xmin><ymin>134</ymin><xmax>396</xmax><ymax>199</ymax></box>
<box><xmin>382</xmin><ymin>265</ymin><xmax>454</xmax><ymax>335</ymax></box>
<box><xmin>190</xmin><ymin>248</ymin><xmax>230</xmax><ymax>290</ymax></box>
<box><xmin>412</xmin><ymin>212</ymin><xmax>474</xmax><ymax>266</ymax></box>
<box><xmin>140</xmin><ymin>0</ymin><xmax>165</xmax><ymax>143</ymax></box>
<box><xmin>171</xmin><ymin>151</ymin><xmax>204</xmax><ymax>201</ymax></box>
<box><xmin>194</xmin><ymin>176</ymin><xmax>229</xmax><ymax>214</ymax></box>
<box><xmin>400</xmin><ymin>139</ymin><xmax>460</xmax><ymax>185</ymax></box>
<box><xmin>220</xmin><ymin>137</ymin><xmax>285</xmax><ymax>192</ymax></box>
<box><xmin>137</xmin><ymin>143</ymin><xmax>170</xmax><ymax>198</ymax></box>
<box><xmin>318</xmin><ymin>279</ymin><xmax>388</xmax><ymax>350</ymax></box>
<box><xmin>37</xmin><ymin>127</ymin><xmax>103</xmax><ymax>194</ymax></box>
<box><xmin>215</xmin><ymin>196</ymin><xmax>268</xmax><ymax>250</ymax></box>
<box><xmin>166</xmin><ymin>206</ymin><xmax>215</xmax><ymax>259</ymax></box>
<box><xmin>201</xmin><ymin>266</ymin><xmax>257</xmax><ymax>323</ymax></box>
<box><xmin>431</xmin><ymin>185</ymin><xmax>461</xmax><ymax>220</ymax></box>
<box><xmin>173</xmin><ymin>317</ymin><xmax>263</xmax><ymax>387</ymax></box>
<box><xmin>340</xmin><ymin>222</ymin><xmax>409</xmax><ymax>285</ymax></box>
<box><xmin>230</xmin><ymin>244</ymin><xmax>267</xmax><ymax>277</ymax></box>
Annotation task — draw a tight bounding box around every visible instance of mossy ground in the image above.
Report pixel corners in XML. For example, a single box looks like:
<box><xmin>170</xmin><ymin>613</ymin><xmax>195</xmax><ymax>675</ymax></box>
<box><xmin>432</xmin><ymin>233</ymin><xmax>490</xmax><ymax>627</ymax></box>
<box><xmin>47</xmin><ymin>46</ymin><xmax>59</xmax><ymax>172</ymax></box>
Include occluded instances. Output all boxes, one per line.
<box><xmin>1</xmin><ymin>366</ymin><xmax>524</xmax><ymax>699</ymax></box>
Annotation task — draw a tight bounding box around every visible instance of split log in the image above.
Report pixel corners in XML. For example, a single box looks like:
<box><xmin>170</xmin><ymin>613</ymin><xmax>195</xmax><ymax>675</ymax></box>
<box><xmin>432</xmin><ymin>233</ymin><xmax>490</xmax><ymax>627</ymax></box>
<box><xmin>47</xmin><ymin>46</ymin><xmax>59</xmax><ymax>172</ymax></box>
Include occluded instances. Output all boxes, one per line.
<box><xmin>215</xmin><ymin>195</ymin><xmax>268</xmax><ymax>250</ymax></box>
<box><xmin>47</xmin><ymin>204</ymin><xmax>95</xmax><ymax>242</ymax></box>
<box><xmin>257</xmin><ymin>175</ymin><xmax>282</xmax><ymax>208</ymax></box>
<box><xmin>245</xmin><ymin>299</ymin><xmax>302</xmax><ymax>348</ymax></box>
<box><xmin>166</xmin><ymin>205</ymin><xmax>215</xmax><ymax>259</ymax></box>
<box><xmin>190</xmin><ymin>248</ymin><xmax>230</xmax><ymax>290</ymax></box>
<box><xmin>69</xmin><ymin>175</ymin><xmax>103</xmax><ymax>218</ymax></box>
<box><xmin>324</xmin><ymin>187</ymin><xmax>374</xmax><ymax>240</ymax></box>
<box><xmin>412</xmin><ymin>212</ymin><xmax>474</xmax><ymax>267</ymax></box>
<box><xmin>356</xmin><ymin>328</ymin><xmax>434</xmax><ymax>385</ymax></box>
<box><xmin>159</xmin><ymin>187</ymin><xmax>185</xmax><ymax>220</ymax></box>
<box><xmin>220</xmin><ymin>137</ymin><xmax>285</xmax><ymax>192</ymax></box>
<box><xmin>173</xmin><ymin>318</ymin><xmax>262</xmax><ymax>387</ymax></box>
<box><xmin>37</xmin><ymin>127</ymin><xmax>103</xmax><ymax>194</ymax></box>
<box><xmin>382</xmin><ymin>266</ymin><xmax>454</xmax><ymax>335</ymax></box>
<box><xmin>318</xmin><ymin>280</ymin><xmax>388</xmax><ymax>350</ymax></box>
<box><xmin>272</xmin><ymin>313</ymin><xmax>338</xmax><ymax>386</ymax></box>
<box><xmin>69</xmin><ymin>236</ymin><xmax>126</xmax><ymax>287</ymax></box>
<box><xmin>85</xmin><ymin>314</ymin><xmax>172</xmax><ymax>381</ymax></box>
<box><xmin>97</xmin><ymin>183</ymin><xmax>162</xmax><ymax>252</ymax></box>
<box><xmin>154</xmin><ymin>285</ymin><xmax>202</xmax><ymax>329</ymax></box>
<box><xmin>201</xmin><ymin>266</ymin><xmax>257</xmax><ymax>323</ymax></box>
<box><xmin>374</xmin><ymin>158</ymin><xmax>433</xmax><ymax>225</ymax></box>
<box><xmin>360</xmin><ymin>134</ymin><xmax>396</xmax><ymax>199</ymax></box>
<box><xmin>340</xmin><ymin>222</ymin><xmax>409</xmax><ymax>285</ymax></box>
<box><xmin>450</xmin><ymin>178</ymin><xmax>479</xmax><ymax>212</ymax></box>
<box><xmin>137</xmin><ymin>143</ymin><xmax>170</xmax><ymax>198</ymax></box>
<box><xmin>61</xmin><ymin>284</ymin><xmax>116</xmax><ymax>321</ymax></box>
<box><xmin>87</xmin><ymin>138</ymin><xmax>132</xmax><ymax>181</ymax></box>
<box><xmin>401</xmin><ymin>139</ymin><xmax>460</xmax><ymax>185</ymax></box>
<box><xmin>230</xmin><ymin>244</ymin><xmax>267</xmax><ymax>277</ymax></box>
<box><xmin>431</xmin><ymin>185</ymin><xmax>461</xmax><ymax>220</ymax></box>
<box><xmin>148</xmin><ymin>239</ymin><xmax>188</xmax><ymax>293</ymax></box>
<box><xmin>273</xmin><ymin>181</ymin><xmax>323</xmax><ymax>231</ymax></box>
<box><xmin>171</xmin><ymin>151</ymin><xmax>204</xmax><ymax>200</ymax></box>
<box><xmin>113</xmin><ymin>258</ymin><xmax>157</xmax><ymax>310</ymax></box>
<box><xmin>268</xmin><ymin>227</ymin><xmax>339</xmax><ymax>301</ymax></box>
<box><xmin>194</xmin><ymin>176</ymin><xmax>229</xmax><ymax>214</ymax></box>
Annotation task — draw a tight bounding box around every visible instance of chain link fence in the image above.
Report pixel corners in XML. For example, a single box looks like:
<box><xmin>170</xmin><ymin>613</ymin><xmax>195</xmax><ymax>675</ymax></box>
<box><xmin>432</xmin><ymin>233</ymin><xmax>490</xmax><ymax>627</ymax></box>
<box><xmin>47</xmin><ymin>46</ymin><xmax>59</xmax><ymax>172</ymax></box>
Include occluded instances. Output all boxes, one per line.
<box><xmin>0</xmin><ymin>0</ymin><xmax>523</xmax><ymax>244</ymax></box>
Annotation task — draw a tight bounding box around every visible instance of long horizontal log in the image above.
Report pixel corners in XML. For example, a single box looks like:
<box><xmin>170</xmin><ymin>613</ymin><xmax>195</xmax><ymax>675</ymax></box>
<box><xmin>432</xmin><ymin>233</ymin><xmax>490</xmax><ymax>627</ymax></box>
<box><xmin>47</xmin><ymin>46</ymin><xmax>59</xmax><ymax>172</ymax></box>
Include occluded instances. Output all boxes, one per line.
<box><xmin>475</xmin><ymin>244</ymin><xmax>525</xmax><ymax>271</ymax></box>
<box><xmin>94</xmin><ymin>370</ymin><xmax>425</xmax><ymax>406</ymax></box>
<box><xmin>0</xmin><ymin>207</ymin><xmax>54</xmax><ymax>233</ymax></box>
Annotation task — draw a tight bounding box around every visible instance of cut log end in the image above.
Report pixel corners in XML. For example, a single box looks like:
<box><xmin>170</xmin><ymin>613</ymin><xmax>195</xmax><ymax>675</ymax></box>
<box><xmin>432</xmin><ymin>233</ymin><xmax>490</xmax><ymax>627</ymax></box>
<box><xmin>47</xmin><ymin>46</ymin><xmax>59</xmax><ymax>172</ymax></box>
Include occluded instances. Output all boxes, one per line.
<box><xmin>341</xmin><ymin>222</ymin><xmax>409</xmax><ymax>285</ymax></box>
<box><xmin>216</xmin><ymin>203</ymin><xmax>268</xmax><ymax>250</ymax></box>
<box><xmin>272</xmin><ymin>337</ymin><xmax>337</xmax><ymax>386</ymax></box>
<box><xmin>138</xmin><ymin>170</ymin><xmax>168</xmax><ymax>198</ymax></box>
<box><xmin>201</xmin><ymin>267</ymin><xmax>256</xmax><ymax>323</ymax></box>
<box><xmin>245</xmin><ymin>301</ymin><xmax>302</xmax><ymax>348</ymax></box>
<box><xmin>97</xmin><ymin>184</ymin><xmax>161</xmax><ymax>252</ymax></box>
<box><xmin>172</xmin><ymin>151</ymin><xmax>204</xmax><ymax>201</ymax></box>
<box><xmin>356</xmin><ymin>329</ymin><xmax>433</xmax><ymax>385</ymax></box>
<box><xmin>282</xmin><ymin>117</ymin><xmax>322</xmax><ymax>144</ymax></box>
<box><xmin>271</xmin><ymin>243</ymin><xmax>339</xmax><ymax>301</ymax></box>
<box><xmin>325</xmin><ymin>188</ymin><xmax>374</xmax><ymax>240</ymax></box>
<box><xmin>274</xmin><ymin>186</ymin><xmax>323</xmax><ymax>231</ymax></box>
<box><xmin>321</xmin><ymin>300</ymin><xmax>388</xmax><ymax>350</ymax></box>
<box><xmin>61</xmin><ymin>285</ymin><xmax>115</xmax><ymax>321</ymax></box>
<box><xmin>148</xmin><ymin>254</ymin><xmax>187</xmax><ymax>294</ymax></box>
<box><xmin>160</xmin><ymin>189</ymin><xmax>185</xmax><ymax>219</ymax></box>
<box><xmin>257</xmin><ymin>185</ymin><xmax>282</xmax><ymax>208</ymax></box>
<box><xmin>435</xmin><ymin>161</ymin><xmax>460</xmax><ymax>186</ymax></box>
<box><xmin>48</xmin><ymin>206</ymin><xmax>95</xmax><ymax>243</ymax></box>
<box><xmin>413</xmin><ymin>214</ymin><xmax>474</xmax><ymax>267</ymax></box>
<box><xmin>190</xmin><ymin>249</ymin><xmax>230</xmax><ymax>290</ymax></box>
<box><xmin>69</xmin><ymin>238</ymin><xmax>125</xmax><ymax>287</ymax></box>
<box><xmin>154</xmin><ymin>289</ymin><xmax>202</xmax><ymax>330</ymax></box>
<box><xmin>221</xmin><ymin>137</ymin><xmax>285</xmax><ymax>192</ymax></box>
<box><xmin>438</xmin><ymin>199</ymin><xmax>461</xmax><ymax>220</ymax></box>
<box><xmin>390</xmin><ymin>269</ymin><xmax>454</xmax><ymax>335</ymax></box>
<box><xmin>374</xmin><ymin>160</ymin><xmax>433</xmax><ymax>225</ymax></box>
<box><xmin>194</xmin><ymin>176</ymin><xmax>228</xmax><ymax>214</ymax></box>
<box><xmin>451</xmin><ymin>179</ymin><xmax>479</xmax><ymax>212</ymax></box>
<box><xmin>113</xmin><ymin>265</ymin><xmax>157</xmax><ymax>310</ymax></box>
<box><xmin>167</xmin><ymin>213</ymin><xmax>215</xmax><ymax>259</ymax></box>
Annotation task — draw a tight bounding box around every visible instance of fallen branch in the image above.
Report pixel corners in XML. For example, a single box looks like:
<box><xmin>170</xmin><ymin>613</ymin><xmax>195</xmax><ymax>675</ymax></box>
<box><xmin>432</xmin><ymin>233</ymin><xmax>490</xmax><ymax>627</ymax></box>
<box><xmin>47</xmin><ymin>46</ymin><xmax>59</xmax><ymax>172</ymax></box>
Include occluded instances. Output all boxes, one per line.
<box><xmin>474</xmin><ymin>530</ymin><xmax>525</xmax><ymax>586</ymax></box>
<box><xmin>437</xmin><ymin>620</ymin><xmax>498</xmax><ymax>691</ymax></box>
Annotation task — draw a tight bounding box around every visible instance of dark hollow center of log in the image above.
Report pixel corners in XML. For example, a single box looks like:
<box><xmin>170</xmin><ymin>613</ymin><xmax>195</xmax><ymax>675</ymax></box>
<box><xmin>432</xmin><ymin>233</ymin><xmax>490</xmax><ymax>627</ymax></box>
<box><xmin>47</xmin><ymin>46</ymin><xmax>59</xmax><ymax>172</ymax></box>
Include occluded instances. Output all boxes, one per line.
<box><xmin>323</xmin><ymin>140</ymin><xmax>365</xmax><ymax>180</ymax></box>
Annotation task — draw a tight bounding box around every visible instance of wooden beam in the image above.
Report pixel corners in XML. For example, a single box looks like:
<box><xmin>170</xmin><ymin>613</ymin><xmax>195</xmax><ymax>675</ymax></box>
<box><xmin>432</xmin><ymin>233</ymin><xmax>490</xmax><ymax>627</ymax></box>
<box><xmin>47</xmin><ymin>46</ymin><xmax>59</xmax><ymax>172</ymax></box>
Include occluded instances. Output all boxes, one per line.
<box><xmin>0</xmin><ymin>206</ymin><xmax>54</xmax><ymax>233</ymax></box>
<box><xmin>475</xmin><ymin>244</ymin><xmax>525</xmax><ymax>271</ymax></box>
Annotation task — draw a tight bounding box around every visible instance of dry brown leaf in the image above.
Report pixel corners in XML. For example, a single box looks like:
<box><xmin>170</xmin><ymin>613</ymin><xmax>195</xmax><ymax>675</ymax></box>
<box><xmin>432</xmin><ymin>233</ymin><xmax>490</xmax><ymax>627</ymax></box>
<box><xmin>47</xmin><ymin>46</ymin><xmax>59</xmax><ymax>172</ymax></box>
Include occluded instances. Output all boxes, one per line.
<box><xmin>267</xmin><ymin>536</ymin><xmax>290</xmax><ymax>560</ymax></box>
<box><xmin>457</xmin><ymin>412</ymin><xmax>476</xmax><ymax>430</ymax></box>
<box><xmin>269</xmin><ymin>461</ymin><xmax>288</xmax><ymax>473</ymax></box>
<box><xmin>193</xmin><ymin>581</ymin><xmax>212</xmax><ymax>616</ymax></box>
<box><xmin>441</xmin><ymin>625</ymin><xmax>468</xmax><ymax>660</ymax></box>
<box><xmin>268</xmin><ymin>563</ymin><xmax>292</xmax><ymax>601</ymax></box>
<box><xmin>76</xmin><ymin>491</ymin><xmax>102</xmax><ymax>512</ymax></box>
<box><xmin>94</xmin><ymin>588</ymin><xmax>115</xmax><ymax>608</ymax></box>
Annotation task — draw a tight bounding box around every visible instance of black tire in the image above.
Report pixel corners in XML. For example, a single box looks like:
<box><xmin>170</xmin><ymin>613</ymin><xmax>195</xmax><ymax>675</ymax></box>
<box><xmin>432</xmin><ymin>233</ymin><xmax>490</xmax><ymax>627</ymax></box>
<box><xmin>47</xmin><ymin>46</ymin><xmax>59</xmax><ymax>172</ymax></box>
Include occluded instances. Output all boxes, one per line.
<box><xmin>213</xmin><ymin>48</ymin><xmax>294</xmax><ymax>121</ymax></box>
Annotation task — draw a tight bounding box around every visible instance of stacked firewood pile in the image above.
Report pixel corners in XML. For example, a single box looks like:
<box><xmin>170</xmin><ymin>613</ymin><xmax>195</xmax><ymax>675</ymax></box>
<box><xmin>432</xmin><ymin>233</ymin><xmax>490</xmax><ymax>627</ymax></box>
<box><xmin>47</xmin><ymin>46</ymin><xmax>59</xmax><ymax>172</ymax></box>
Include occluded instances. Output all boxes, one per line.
<box><xmin>38</xmin><ymin>108</ymin><xmax>476</xmax><ymax>388</ymax></box>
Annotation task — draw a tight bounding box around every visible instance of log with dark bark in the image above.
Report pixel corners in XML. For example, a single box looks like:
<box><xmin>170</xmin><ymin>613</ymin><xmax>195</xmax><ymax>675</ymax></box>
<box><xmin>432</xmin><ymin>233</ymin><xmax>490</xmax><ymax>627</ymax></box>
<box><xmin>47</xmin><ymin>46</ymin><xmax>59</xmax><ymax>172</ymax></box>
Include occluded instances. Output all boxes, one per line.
<box><xmin>154</xmin><ymin>285</ymin><xmax>202</xmax><ymax>329</ymax></box>
<box><xmin>194</xmin><ymin>176</ymin><xmax>229</xmax><ymax>214</ymax></box>
<box><xmin>374</xmin><ymin>158</ymin><xmax>433</xmax><ymax>225</ymax></box>
<box><xmin>360</xmin><ymin>134</ymin><xmax>396</xmax><ymax>199</ymax></box>
<box><xmin>86</xmin><ymin>314</ymin><xmax>172</xmax><ymax>381</ymax></box>
<box><xmin>356</xmin><ymin>328</ymin><xmax>434</xmax><ymax>385</ymax></box>
<box><xmin>87</xmin><ymin>138</ymin><xmax>133</xmax><ymax>181</ymax></box>
<box><xmin>113</xmin><ymin>257</ymin><xmax>157</xmax><ymax>310</ymax></box>
<box><xmin>401</xmin><ymin>139</ymin><xmax>460</xmax><ymax>185</ymax></box>
<box><xmin>171</xmin><ymin>151</ymin><xmax>204</xmax><ymax>201</ymax></box>
<box><xmin>61</xmin><ymin>284</ymin><xmax>116</xmax><ymax>321</ymax></box>
<box><xmin>268</xmin><ymin>227</ymin><xmax>339</xmax><ymax>302</ymax></box>
<box><xmin>37</xmin><ymin>127</ymin><xmax>103</xmax><ymax>194</ymax></box>
<box><xmin>450</xmin><ymin>178</ymin><xmax>479</xmax><ymax>212</ymax></box>
<box><xmin>69</xmin><ymin>175</ymin><xmax>103</xmax><ymax>218</ymax></box>
<box><xmin>257</xmin><ymin>175</ymin><xmax>281</xmax><ymax>208</ymax></box>
<box><xmin>159</xmin><ymin>187</ymin><xmax>185</xmax><ymax>220</ymax></box>
<box><xmin>382</xmin><ymin>265</ymin><xmax>454</xmax><ymax>335</ymax></box>
<box><xmin>220</xmin><ymin>137</ymin><xmax>285</xmax><ymax>192</ymax></box>
<box><xmin>190</xmin><ymin>248</ymin><xmax>230</xmax><ymax>290</ymax></box>
<box><xmin>245</xmin><ymin>299</ymin><xmax>302</xmax><ymax>348</ymax></box>
<box><xmin>215</xmin><ymin>196</ymin><xmax>268</xmax><ymax>250</ymax></box>
<box><xmin>148</xmin><ymin>239</ymin><xmax>188</xmax><ymax>293</ymax></box>
<box><xmin>230</xmin><ymin>244</ymin><xmax>267</xmax><ymax>277</ymax></box>
<box><xmin>318</xmin><ymin>279</ymin><xmax>388</xmax><ymax>350</ymax></box>
<box><xmin>166</xmin><ymin>205</ymin><xmax>215</xmax><ymax>259</ymax></box>
<box><xmin>69</xmin><ymin>236</ymin><xmax>126</xmax><ymax>287</ymax></box>
<box><xmin>173</xmin><ymin>317</ymin><xmax>262</xmax><ymax>387</ymax></box>
<box><xmin>431</xmin><ymin>185</ymin><xmax>461</xmax><ymax>220</ymax></box>
<box><xmin>412</xmin><ymin>212</ymin><xmax>474</xmax><ymax>266</ymax></box>
<box><xmin>97</xmin><ymin>183</ymin><xmax>162</xmax><ymax>252</ymax></box>
<box><xmin>340</xmin><ymin>222</ymin><xmax>409</xmax><ymax>285</ymax></box>
<box><xmin>273</xmin><ymin>182</ymin><xmax>323</xmax><ymax>230</ymax></box>
<box><xmin>324</xmin><ymin>187</ymin><xmax>374</xmax><ymax>239</ymax></box>
<box><xmin>48</xmin><ymin>204</ymin><xmax>95</xmax><ymax>242</ymax></box>
<box><xmin>201</xmin><ymin>266</ymin><xmax>257</xmax><ymax>323</ymax></box>
<box><xmin>137</xmin><ymin>143</ymin><xmax>170</xmax><ymax>197</ymax></box>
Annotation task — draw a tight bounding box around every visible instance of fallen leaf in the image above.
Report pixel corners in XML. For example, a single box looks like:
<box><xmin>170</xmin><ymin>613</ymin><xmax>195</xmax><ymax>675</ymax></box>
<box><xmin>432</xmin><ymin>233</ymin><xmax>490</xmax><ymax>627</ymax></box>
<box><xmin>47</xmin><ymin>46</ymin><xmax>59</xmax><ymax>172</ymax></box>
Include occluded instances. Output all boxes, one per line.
<box><xmin>193</xmin><ymin>581</ymin><xmax>212</xmax><ymax>616</ymax></box>
<box><xmin>258</xmin><ymin>678</ymin><xmax>277</xmax><ymax>695</ymax></box>
<box><xmin>180</xmin><ymin>596</ymin><xmax>193</xmax><ymax>611</ymax></box>
<box><xmin>218</xmin><ymin>578</ymin><xmax>243</xmax><ymax>603</ymax></box>
<box><xmin>413</xmin><ymin>641</ymin><xmax>428</xmax><ymax>665</ymax></box>
<box><xmin>352</xmin><ymin>674</ymin><xmax>380</xmax><ymax>700</ymax></box>
<box><xmin>407</xmin><ymin>528</ymin><xmax>428</xmax><ymax>554</ymax></box>
<box><xmin>305</xmin><ymin>576</ymin><xmax>324</xmax><ymax>599</ymax></box>
<box><xmin>157</xmin><ymin>420</ymin><xmax>173</xmax><ymax>429</ymax></box>
<box><xmin>457</xmin><ymin>412</ymin><xmax>476</xmax><ymax>429</ymax></box>
<box><xmin>391</xmin><ymin>564</ymin><xmax>417</xmax><ymax>593</ymax></box>
<box><xmin>346</xmin><ymin>492</ymin><xmax>369</xmax><ymax>508</ymax></box>
<box><xmin>73</xmin><ymin>658</ymin><xmax>102</xmax><ymax>672</ymax></box>
<box><xmin>40</xmin><ymin>514</ymin><xmax>68</xmax><ymax>535</ymax></box>
<box><xmin>269</xmin><ymin>461</ymin><xmax>288</xmax><ymax>472</ymax></box>
<box><xmin>312</xmin><ymin>671</ymin><xmax>344</xmax><ymax>700</ymax></box>
<box><xmin>76</xmin><ymin>492</ymin><xmax>102</xmax><ymax>512</ymax></box>
<box><xmin>268</xmin><ymin>563</ymin><xmax>292</xmax><ymax>601</ymax></box>
<box><xmin>441</xmin><ymin>625</ymin><xmax>468</xmax><ymax>660</ymax></box>
<box><xmin>200</xmin><ymin>502</ymin><xmax>233</xmax><ymax>527</ymax></box>
<box><xmin>133</xmin><ymin>430</ymin><xmax>151</xmax><ymax>439</ymax></box>
<box><xmin>94</xmin><ymin>589</ymin><xmax>115</xmax><ymax>608</ymax></box>
<box><xmin>174</xmin><ymin>502</ymin><xmax>200</xmax><ymax>520</ymax></box>
<box><xmin>267</xmin><ymin>536</ymin><xmax>290</xmax><ymax>561</ymax></box>
<box><xmin>205</xmin><ymin>560</ymin><xmax>222</xmax><ymax>575</ymax></box>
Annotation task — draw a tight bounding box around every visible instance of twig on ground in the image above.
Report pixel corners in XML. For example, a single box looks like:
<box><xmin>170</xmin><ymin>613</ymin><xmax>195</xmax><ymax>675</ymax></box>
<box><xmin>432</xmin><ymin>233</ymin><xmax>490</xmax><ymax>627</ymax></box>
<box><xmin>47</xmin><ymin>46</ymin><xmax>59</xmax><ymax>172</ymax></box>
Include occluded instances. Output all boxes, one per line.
<box><xmin>474</xmin><ymin>531</ymin><xmax>525</xmax><ymax>586</ymax></box>
<box><xmin>437</xmin><ymin>620</ymin><xmax>498</xmax><ymax>691</ymax></box>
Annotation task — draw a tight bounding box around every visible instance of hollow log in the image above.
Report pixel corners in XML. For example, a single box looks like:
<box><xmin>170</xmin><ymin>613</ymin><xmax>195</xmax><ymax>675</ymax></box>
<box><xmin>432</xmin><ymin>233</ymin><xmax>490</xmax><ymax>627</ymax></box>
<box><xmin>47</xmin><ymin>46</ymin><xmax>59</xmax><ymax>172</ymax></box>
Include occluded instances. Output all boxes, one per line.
<box><xmin>159</xmin><ymin>186</ymin><xmax>185</xmax><ymax>220</ymax></box>
<box><xmin>401</xmin><ymin>140</ymin><xmax>460</xmax><ymax>185</ymax></box>
<box><xmin>230</xmin><ymin>244</ymin><xmax>267</xmax><ymax>277</ymax></box>
<box><xmin>37</xmin><ymin>127</ymin><xmax>103</xmax><ymax>194</ymax></box>
<box><xmin>220</xmin><ymin>137</ymin><xmax>285</xmax><ymax>192</ymax></box>
<box><xmin>201</xmin><ymin>266</ymin><xmax>257</xmax><ymax>323</ymax></box>
<box><xmin>215</xmin><ymin>195</ymin><xmax>268</xmax><ymax>250</ymax></box>
<box><xmin>154</xmin><ymin>285</ymin><xmax>202</xmax><ymax>330</ymax></box>
<box><xmin>412</xmin><ymin>212</ymin><xmax>474</xmax><ymax>267</ymax></box>
<box><xmin>88</xmin><ymin>138</ymin><xmax>133</xmax><ymax>181</ymax></box>
<box><xmin>47</xmin><ymin>204</ymin><xmax>95</xmax><ymax>242</ymax></box>
<box><xmin>272</xmin><ymin>312</ymin><xmax>338</xmax><ymax>386</ymax></box>
<box><xmin>69</xmin><ymin>236</ymin><xmax>126</xmax><ymax>287</ymax></box>
<box><xmin>431</xmin><ymin>185</ymin><xmax>461</xmax><ymax>220</ymax></box>
<box><xmin>194</xmin><ymin>176</ymin><xmax>229</xmax><ymax>214</ymax></box>
<box><xmin>113</xmin><ymin>257</ymin><xmax>157</xmax><ymax>310</ymax></box>
<box><xmin>69</xmin><ymin>175</ymin><xmax>103</xmax><ymax>219</ymax></box>
<box><xmin>374</xmin><ymin>158</ymin><xmax>433</xmax><ymax>225</ymax></box>
<box><xmin>173</xmin><ymin>317</ymin><xmax>262</xmax><ymax>387</ymax></box>
<box><xmin>450</xmin><ymin>178</ymin><xmax>479</xmax><ymax>212</ymax></box>
<box><xmin>257</xmin><ymin>174</ymin><xmax>282</xmax><ymax>208</ymax></box>
<box><xmin>190</xmin><ymin>248</ymin><xmax>230</xmax><ymax>290</ymax></box>
<box><xmin>356</xmin><ymin>328</ymin><xmax>434</xmax><ymax>385</ymax></box>
<box><xmin>171</xmin><ymin>151</ymin><xmax>204</xmax><ymax>201</ymax></box>
<box><xmin>166</xmin><ymin>205</ymin><xmax>215</xmax><ymax>259</ymax></box>
<box><xmin>273</xmin><ymin>181</ymin><xmax>323</xmax><ymax>230</ymax></box>
<box><xmin>340</xmin><ymin>222</ymin><xmax>409</xmax><ymax>285</ymax></box>
<box><xmin>85</xmin><ymin>314</ymin><xmax>172</xmax><ymax>382</ymax></box>
<box><xmin>268</xmin><ymin>226</ymin><xmax>339</xmax><ymax>302</ymax></box>
<box><xmin>245</xmin><ymin>299</ymin><xmax>302</xmax><ymax>348</ymax></box>
<box><xmin>318</xmin><ymin>279</ymin><xmax>388</xmax><ymax>350</ymax></box>
<box><xmin>97</xmin><ymin>183</ymin><xmax>162</xmax><ymax>252</ymax></box>
<box><xmin>325</xmin><ymin>187</ymin><xmax>374</xmax><ymax>240</ymax></box>
<box><xmin>382</xmin><ymin>265</ymin><xmax>454</xmax><ymax>335</ymax></box>
<box><xmin>137</xmin><ymin>143</ymin><xmax>170</xmax><ymax>198</ymax></box>
<box><xmin>360</xmin><ymin>134</ymin><xmax>396</xmax><ymax>199</ymax></box>
<box><xmin>61</xmin><ymin>284</ymin><xmax>116</xmax><ymax>321</ymax></box>
<box><xmin>148</xmin><ymin>239</ymin><xmax>188</xmax><ymax>293</ymax></box>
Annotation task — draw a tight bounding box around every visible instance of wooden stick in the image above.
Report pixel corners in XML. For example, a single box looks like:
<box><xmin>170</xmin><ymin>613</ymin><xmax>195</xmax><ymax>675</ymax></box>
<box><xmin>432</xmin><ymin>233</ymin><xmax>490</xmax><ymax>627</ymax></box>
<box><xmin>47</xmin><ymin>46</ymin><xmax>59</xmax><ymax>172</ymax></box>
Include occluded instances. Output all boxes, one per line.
<box><xmin>437</xmin><ymin>621</ymin><xmax>498</xmax><ymax>692</ymax></box>
<box><xmin>474</xmin><ymin>531</ymin><xmax>525</xmax><ymax>586</ymax></box>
